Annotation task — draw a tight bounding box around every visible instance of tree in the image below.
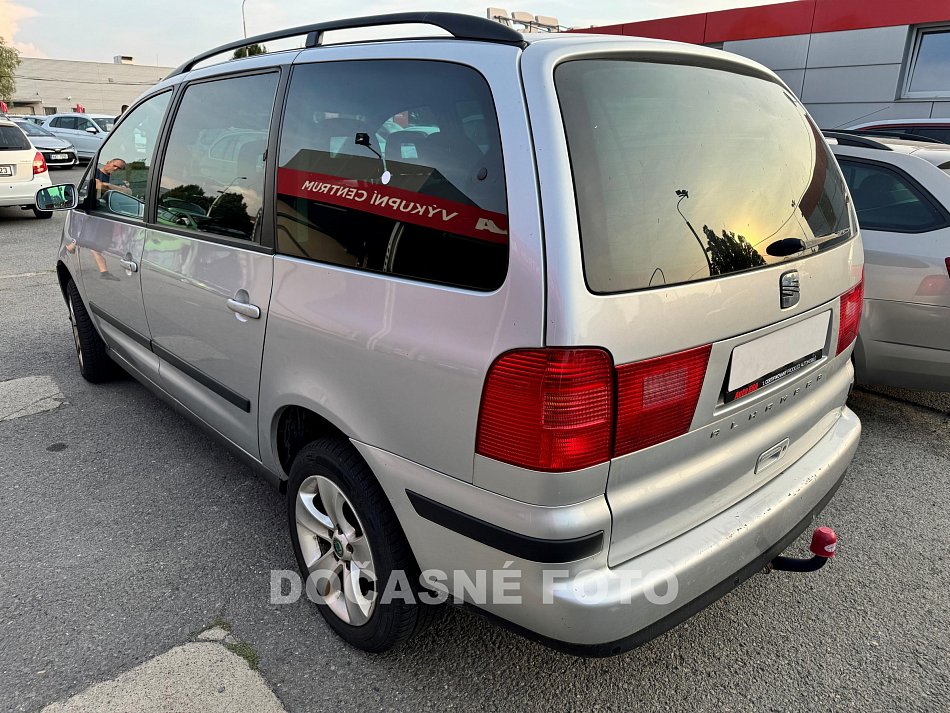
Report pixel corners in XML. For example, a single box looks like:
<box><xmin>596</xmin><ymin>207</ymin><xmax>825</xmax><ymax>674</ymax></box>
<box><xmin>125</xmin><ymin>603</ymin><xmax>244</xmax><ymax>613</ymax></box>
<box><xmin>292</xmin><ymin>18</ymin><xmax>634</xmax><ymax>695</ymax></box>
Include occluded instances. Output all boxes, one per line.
<box><xmin>233</xmin><ymin>43</ymin><xmax>266</xmax><ymax>59</ymax></box>
<box><xmin>702</xmin><ymin>225</ymin><xmax>766</xmax><ymax>276</ymax></box>
<box><xmin>0</xmin><ymin>36</ymin><xmax>21</xmax><ymax>102</ymax></box>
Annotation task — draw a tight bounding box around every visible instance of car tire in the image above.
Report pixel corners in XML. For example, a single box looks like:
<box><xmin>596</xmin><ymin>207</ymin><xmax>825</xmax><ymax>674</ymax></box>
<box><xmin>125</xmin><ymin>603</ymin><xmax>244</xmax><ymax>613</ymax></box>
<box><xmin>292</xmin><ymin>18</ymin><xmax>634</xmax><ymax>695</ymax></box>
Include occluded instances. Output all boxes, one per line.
<box><xmin>287</xmin><ymin>436</ymin><xmax>435</xmax><ymax>653</ymax></box>
<box><xmin>65</xmin><ymin>278</ymin><xmax>116</xmax><ymax>383</ymax></box>
<box><xmin>33</xmin><ymin>206</ymin><xmax>52</xmax><ymax>219</ymax></box>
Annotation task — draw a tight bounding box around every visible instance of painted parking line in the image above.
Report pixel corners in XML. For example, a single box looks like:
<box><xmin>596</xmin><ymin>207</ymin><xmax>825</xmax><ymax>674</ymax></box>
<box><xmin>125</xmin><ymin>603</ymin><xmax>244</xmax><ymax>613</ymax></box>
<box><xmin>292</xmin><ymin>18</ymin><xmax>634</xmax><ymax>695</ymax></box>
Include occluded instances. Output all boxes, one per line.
<box><xmin>0</xmin><ymin>375</ymin><xmax>66</xmax><ymax>422</ymax></box>
<box><xmin>41</xmin><ymin>638</ymin><xmax>287</xmax><ymax>713</ymax></box>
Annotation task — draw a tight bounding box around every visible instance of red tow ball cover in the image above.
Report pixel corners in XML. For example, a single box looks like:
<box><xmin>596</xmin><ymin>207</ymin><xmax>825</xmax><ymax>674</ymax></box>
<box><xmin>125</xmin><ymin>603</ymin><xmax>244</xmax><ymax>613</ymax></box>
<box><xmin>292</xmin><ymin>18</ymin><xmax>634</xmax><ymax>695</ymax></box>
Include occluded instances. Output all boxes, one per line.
<box><xmin>810</xmin><ymin>526</ymin><xmax>837</xmax><ymax>558</ymax></box>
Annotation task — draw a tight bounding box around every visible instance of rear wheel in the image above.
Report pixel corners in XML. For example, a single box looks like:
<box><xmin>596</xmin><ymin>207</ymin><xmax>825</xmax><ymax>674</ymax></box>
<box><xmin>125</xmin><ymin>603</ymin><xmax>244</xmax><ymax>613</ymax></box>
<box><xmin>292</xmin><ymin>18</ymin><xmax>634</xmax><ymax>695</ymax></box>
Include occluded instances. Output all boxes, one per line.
<box><xmin>32</xmin><ymin>206</ymin><xmax>52</xmax><ymax>219</ymax></box>
<box><xmin>66</xmin><ymin>279</ymin><xmax>115</xmax><ymax>383</ymax></box>
<box><xmin>287</xmin><ymin>436</ymin><xmax>433</xmax><ymax>652</ymax></box>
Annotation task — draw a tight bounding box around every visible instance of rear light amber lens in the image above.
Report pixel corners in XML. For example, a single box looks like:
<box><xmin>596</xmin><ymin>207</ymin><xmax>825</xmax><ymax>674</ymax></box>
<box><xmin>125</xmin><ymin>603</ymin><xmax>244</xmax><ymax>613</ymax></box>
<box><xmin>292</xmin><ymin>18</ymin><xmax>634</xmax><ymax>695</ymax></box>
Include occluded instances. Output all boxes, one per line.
<box><xmin>476</xmin><ymin>348</ymin><xmax>614</xmax><ymax>472</ymax></box>
<box><xmin>614</xmin><ymin>344</ymin><xmax>711</xmax><ymax>457</ymax></box>
<box><xmin>32</xmin><ymin>152</ymin><xmax>47</xmax><ymax>175</ymax></box>
<box><xmin>836</xmin><ymin>272</ymin><xmax>864</xmax><ymax>355</ymax></box>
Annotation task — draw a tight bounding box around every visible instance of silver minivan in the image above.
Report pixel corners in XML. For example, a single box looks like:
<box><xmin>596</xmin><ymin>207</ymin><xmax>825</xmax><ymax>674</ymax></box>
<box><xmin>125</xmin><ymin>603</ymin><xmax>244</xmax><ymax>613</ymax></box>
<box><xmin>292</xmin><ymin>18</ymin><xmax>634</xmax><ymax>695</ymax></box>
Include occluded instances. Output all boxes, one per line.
<box><xmin>40</xmin><ymin>13</ymin><xmax>862</xmax><ymax>655</ymax></box>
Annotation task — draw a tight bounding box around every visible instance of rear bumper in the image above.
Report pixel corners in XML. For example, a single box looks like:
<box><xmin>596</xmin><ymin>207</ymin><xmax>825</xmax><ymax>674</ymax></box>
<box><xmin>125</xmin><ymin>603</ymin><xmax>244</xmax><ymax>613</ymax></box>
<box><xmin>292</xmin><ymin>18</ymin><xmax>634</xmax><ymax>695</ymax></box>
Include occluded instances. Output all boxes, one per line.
<box><xmin>355</xmin><ymin>406</ymin><xmax>860</xmax><ymax>654</ymax></box>
<box><xmin>0</xmin><ymin>176</ymin><xmax>51</xmax><ymax>207</ymax></box>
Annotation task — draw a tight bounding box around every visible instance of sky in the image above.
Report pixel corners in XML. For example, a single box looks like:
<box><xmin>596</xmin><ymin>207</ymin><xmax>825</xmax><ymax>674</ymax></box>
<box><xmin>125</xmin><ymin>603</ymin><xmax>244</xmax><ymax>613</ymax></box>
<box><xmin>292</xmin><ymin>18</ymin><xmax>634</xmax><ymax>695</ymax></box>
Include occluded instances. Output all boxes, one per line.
<box><xmin>0</xmin><ymin>0</ymin><xmax>787</xmax><ymax>66</ymax></box>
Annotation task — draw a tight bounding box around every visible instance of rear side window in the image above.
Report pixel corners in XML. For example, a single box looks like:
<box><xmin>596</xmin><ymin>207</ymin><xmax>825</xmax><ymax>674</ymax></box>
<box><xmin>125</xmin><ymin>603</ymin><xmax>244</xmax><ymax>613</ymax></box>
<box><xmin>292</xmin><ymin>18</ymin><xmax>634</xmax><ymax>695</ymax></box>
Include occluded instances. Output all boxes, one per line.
<box><xmin>0</xmin><ymin>125</ymin><xmax>31</xmax><ymax>150</ymax></box>
<box><xmin>157</xmin><ymin>72</ymin><xmax>279</xmax><ymax>241</ymax></box>
<box><xmin>837</xmin><ymin>158</ymin><xmax>949</xmax><ymax>233</ymax></box>
<box><xmin>556</xmin><ymin>60</ymin><xmax>852</xmax><ymax>294</ymax></box>
<box><xmin>276</xmin><ymin>60</ymin><xmax>508</xmax><ymax>291</ymax></box>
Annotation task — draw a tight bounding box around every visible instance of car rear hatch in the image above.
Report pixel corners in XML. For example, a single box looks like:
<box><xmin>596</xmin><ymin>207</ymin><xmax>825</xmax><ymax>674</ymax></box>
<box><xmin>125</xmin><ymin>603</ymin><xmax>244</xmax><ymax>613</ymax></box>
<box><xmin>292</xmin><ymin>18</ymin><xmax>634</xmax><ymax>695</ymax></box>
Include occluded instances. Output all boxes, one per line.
<box><xmin>528</xmin><ymin>43</ymin><xmax>863</xmax><ymax>566</ymax></box>
<box><xmin>0</xmin><ymin>125</ymin><xmax>36</xmax><ymax>183</ymax></box>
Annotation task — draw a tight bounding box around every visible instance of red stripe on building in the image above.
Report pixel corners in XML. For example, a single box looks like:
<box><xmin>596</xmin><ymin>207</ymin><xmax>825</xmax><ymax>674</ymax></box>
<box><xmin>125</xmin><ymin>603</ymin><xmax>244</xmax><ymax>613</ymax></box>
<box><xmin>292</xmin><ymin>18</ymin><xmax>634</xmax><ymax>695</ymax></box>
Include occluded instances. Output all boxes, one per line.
<box><xmin>621</xmin><ymin>15</ymin><xmax>706</xmax><ymax>44</ymax></box>
<box><xmin>581</xmin><ymin>0</ymin><xmax>950</xmax><ymax>44</ymax></box>
<box><xmin>704</xmin><ymin>1</ymin><xmax>815</xmax><ymax>43</ymax></box>
<box><xmin>812</xmin><ymin>0</ymin><xmax>950</xmax><ymax>34</ymax></box>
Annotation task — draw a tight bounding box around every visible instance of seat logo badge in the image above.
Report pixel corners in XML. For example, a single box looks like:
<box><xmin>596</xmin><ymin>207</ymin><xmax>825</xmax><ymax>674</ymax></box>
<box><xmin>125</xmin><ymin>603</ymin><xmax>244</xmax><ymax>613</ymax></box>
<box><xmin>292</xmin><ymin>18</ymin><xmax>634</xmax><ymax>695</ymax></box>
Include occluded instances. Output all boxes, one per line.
<box><xmin>780</xmin><ymin>270</ymin><xmax>800</xmax><ymax>309</ymax></box>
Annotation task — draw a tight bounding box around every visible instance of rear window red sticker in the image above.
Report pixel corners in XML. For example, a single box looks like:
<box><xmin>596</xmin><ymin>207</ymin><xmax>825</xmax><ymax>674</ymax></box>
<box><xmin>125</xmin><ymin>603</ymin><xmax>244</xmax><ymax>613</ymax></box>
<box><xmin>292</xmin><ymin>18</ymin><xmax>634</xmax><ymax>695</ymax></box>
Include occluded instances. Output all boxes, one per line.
<box><xmin>277</xmin><ymin>167</ymin><xmax>508</xmax><ymax>244</ymax></box>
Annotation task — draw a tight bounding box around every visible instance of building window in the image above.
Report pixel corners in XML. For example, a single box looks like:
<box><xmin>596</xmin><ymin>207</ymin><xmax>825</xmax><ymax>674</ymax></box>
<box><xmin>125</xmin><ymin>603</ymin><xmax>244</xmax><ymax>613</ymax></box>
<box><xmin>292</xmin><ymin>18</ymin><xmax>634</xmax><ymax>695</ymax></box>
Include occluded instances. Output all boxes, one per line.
<box><xmin>904</xmin><ymin>26</ymin><xmax>950</xmax><ymax>99</ymax></box>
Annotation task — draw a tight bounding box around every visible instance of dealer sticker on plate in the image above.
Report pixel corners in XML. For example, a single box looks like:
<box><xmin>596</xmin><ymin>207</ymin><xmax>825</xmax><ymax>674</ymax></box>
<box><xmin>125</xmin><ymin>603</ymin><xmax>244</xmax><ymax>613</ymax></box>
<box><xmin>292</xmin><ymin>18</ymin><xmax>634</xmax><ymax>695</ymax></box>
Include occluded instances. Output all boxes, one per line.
<box><xmin>726</xmin><ymin>311</ymin><xmax>831</xmax><ymax>402</ymax></box>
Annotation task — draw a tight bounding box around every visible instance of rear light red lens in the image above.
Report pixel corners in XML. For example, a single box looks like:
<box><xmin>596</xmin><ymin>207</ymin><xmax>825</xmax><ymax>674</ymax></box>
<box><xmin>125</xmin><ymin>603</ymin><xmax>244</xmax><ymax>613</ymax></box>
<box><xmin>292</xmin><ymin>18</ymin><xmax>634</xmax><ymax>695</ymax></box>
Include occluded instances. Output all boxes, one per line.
<box><xmin>32</xmin><ymin>152</ymin><xmax>47</xmax><ymax>175</ymax></box>
<box><xmin>476</xmin><ymin>349</ymin><xmax>614</xmax><ymax>472</ymax></box>
<box><xmin>945</xmin><ymin>257</ymin><xmax>950</xmax><ymax>279</ymax></box>
<box><xmin>836</xmin><ymin>272</ymin><xmax>864</xmax><ymax>355</ymax></box>
<box><xmin>614</xmin><ymin>344</ymin><xmax>711</xmax><ymax>457</ymax></box>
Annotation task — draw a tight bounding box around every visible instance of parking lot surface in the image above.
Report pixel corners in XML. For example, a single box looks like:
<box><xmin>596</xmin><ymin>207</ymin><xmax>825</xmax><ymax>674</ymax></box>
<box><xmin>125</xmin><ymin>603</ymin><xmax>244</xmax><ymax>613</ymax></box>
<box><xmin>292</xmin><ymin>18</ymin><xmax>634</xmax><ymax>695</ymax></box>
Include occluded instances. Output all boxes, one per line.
<box><xmin>1</xmin><ymin>167</ymin><xmax>948</xmax><ymax>712</ymax></box>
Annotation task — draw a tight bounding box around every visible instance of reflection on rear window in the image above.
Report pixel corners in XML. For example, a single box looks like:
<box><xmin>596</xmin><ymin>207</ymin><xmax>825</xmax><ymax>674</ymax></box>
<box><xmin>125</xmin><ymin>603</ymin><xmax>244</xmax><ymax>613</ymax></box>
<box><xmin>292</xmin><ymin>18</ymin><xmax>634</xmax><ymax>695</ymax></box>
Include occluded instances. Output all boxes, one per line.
<box><xmin>556</xmin><ymin>60</ymin><xmax>852</xmax><ymax>293</ymax></box>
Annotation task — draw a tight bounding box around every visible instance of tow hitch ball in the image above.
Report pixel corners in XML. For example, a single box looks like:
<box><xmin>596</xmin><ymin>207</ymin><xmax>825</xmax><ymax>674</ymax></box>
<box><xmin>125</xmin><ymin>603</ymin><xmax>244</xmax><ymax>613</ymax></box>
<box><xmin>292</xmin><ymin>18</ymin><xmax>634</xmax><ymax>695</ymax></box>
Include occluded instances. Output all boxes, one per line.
<box><xmin>769</xmin><ymin>526</ymin><xmax>838</xmax><ymax>573</ymax></box>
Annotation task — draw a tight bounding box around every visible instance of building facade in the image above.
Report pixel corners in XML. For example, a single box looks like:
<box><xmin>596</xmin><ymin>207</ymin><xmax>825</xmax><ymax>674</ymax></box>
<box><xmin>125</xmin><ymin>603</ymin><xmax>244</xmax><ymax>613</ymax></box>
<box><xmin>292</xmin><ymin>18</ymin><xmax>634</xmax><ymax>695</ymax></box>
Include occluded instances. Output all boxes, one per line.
<box><xmin>8</xmin><ymin>57</ymin><xmax>172</xmax><ymax>117</ymax></box>
<box><xmin>582</xmin><ymin>0</ymin><xmax>950</xmax><ymax>129</ymax></box>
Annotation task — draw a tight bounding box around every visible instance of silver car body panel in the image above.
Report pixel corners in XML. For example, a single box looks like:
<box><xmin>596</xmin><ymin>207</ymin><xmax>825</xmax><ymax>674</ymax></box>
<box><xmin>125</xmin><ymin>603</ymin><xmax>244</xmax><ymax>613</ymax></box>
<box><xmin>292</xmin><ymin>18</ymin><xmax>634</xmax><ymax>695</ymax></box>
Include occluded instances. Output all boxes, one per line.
<box><xmin>258</xmin><ymin>40</ymin><xmax>545</xmax><ymax>482</ymax></box>
<box><xmin>73</xmin><ymin>210</ymin><xmax>159</xmax><ymax>379</ymax></box>
<box><xmin>51</xmin><ymin>31</ymin><xmax>865</xmax><ymax>649</ymax></box>
<box><xmin>355</xmin><ymin>403</ymin><xmax>859</xmax><ymax>646</ymax></box>
<box><xmin>141</xmin><ymin>231</ymin><xmax>274</xmax><ymax>459</ymax></box>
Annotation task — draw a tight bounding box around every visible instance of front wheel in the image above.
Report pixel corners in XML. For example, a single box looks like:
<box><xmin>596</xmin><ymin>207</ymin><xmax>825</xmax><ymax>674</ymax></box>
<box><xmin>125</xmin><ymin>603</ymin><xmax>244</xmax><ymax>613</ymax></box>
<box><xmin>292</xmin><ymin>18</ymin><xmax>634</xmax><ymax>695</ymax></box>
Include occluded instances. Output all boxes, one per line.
<box><xmin>66</xmin><ymin>279</ymin><xmax>116</xmax><ymax>382</ymax></box>
<box><xmin>287</xmin><ymin>437</ymin><xmax>433</xmax><ymax>652</ymax></box>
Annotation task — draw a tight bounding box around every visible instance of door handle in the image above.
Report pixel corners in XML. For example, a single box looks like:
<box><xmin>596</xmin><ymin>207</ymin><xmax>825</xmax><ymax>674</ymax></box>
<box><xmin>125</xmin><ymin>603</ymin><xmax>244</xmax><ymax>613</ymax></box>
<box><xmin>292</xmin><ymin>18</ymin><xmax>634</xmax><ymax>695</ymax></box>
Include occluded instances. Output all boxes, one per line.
<box><xmin>227</xmin><ymin>298</ymin><xmax>261</xmax><ymax>320</ymax></box>
<box><xmin>119</xmin><ymin>258</ymin><xmax>138</xmax><ymax>273</ymax></box>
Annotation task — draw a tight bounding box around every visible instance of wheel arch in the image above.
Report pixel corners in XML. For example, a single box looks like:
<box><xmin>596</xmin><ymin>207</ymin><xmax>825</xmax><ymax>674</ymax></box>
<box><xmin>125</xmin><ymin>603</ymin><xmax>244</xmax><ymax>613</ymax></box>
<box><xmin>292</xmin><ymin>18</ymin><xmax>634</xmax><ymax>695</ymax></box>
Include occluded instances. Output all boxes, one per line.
<box><xmin>55</xmin><ymin>260</ymin><xmax>73</xmax><ymax>303</ymax></box>
<box><xmin>272</xmin><ymin>404</ymin><xmax>352</xmax><ymax>480</ymax></box>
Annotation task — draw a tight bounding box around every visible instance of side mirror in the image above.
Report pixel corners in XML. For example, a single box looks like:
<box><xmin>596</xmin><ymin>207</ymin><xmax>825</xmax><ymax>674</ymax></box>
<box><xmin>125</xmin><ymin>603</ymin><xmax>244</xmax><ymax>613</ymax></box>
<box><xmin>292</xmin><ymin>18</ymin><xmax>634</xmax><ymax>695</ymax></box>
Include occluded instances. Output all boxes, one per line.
<box><xmin>35</xmin><ymin>184</ymin><xmax>78</xmax><ymax>211</ymax></box>
<box><xmin>85</xmin><ymin>126</ymin><xmax>98</xmax><ymax>134</ymax></box>
<box><xmin>106</xmin><ymin>190</ymin><xmax>145</xmax><ymax>219</ymax></box>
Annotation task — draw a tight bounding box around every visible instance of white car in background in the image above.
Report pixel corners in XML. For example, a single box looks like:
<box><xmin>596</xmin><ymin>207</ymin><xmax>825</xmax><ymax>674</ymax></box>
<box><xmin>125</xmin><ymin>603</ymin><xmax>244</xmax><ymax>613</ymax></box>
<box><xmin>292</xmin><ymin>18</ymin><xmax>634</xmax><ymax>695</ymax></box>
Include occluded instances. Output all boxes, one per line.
<box><xmin>845</xmin><ymin>119</ymin><xmax>950</xmax><ymax>145</ymax></box>
<box><xmin>0</xmin><ymin>118</ymin><xmax>53</xmax><ymax>219</ymax></box>
<box><xmin>41</xmin><ymin>113</ymin><xmax>115</xmax><ymax>160</ymax></box>
<box><xmin>825</xmin><ymin>132</ymin><xmax>950</xmax><ymax>390</ymax></box>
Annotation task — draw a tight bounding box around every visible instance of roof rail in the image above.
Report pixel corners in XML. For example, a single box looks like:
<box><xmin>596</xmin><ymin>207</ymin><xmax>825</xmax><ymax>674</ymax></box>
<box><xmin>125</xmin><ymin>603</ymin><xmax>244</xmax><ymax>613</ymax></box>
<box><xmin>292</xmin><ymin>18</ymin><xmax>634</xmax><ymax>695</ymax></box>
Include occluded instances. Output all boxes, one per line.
<box><xmin>855</xmin><ymin>129</ymin><xmax>947</xmax><ymax>145</ymax></box>
<box><xmin>169</xmin><ymin>12</ymin><xmax>524</xmax><ymax>77</ymax></box>
<box><xmin>821</xmin><ymin>130</ymin><xmax>893</xmax><ymax>151</ymax></box>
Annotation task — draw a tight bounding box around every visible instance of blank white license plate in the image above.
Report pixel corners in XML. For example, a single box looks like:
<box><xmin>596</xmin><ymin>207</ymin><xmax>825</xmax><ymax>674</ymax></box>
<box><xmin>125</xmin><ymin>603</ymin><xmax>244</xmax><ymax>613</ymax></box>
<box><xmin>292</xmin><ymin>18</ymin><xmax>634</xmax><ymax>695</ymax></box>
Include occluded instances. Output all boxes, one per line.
<box><xmin>0</xmin><ymin>165</ymin><xmax>12</xmax><ymax>176</ymax></box>
<box><xmin>51</xmin><ymin>153</ymin><xmax>68</xmax><ymax>160</ymax></box>
<box><xmin>726</xmin><ymin>311</ymin><xmax>831</xmax><ymax>401</ymax></box>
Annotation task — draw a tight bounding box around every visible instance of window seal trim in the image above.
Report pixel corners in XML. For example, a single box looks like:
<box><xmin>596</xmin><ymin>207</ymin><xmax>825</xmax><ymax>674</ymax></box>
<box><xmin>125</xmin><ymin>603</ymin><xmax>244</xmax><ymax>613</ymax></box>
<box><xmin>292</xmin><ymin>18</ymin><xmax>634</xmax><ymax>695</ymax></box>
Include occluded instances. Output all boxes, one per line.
<box><xmin>836</xmin><ymin>154</ymin><xmax>950</xmax><ymax>234</ymax></box>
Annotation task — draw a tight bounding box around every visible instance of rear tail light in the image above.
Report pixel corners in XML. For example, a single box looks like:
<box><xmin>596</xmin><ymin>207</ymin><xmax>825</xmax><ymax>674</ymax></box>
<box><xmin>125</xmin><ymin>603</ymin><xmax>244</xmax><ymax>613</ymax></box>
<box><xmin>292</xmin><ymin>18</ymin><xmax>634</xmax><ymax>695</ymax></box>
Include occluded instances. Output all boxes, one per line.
<box><xmin>614</xmin><ymin>345</ymin><xmax>711</xmax><ymax>457</ymax></box>
<box><xmin>476</xmin><ymin>349</ymin><xmax>614</xmax><ymax>472</ymax></box>
<box><xmin>32</xmin><ymin>152</ymin><xmax>47</xmax><ymax>175</ymax></box>
<box><xmin>945</xmin><ymin>257</ymin><xmax>950</xmax><ymax>279</ymax></box>
<box><xmin>476</xmin><ymin>344</ymin><xmax>712</xmax><ymax>472</ymax></box>
<box><xmin>836</xmin><ymin>270</ymin><xmax>864</xmax><ymax>355</ymax></box>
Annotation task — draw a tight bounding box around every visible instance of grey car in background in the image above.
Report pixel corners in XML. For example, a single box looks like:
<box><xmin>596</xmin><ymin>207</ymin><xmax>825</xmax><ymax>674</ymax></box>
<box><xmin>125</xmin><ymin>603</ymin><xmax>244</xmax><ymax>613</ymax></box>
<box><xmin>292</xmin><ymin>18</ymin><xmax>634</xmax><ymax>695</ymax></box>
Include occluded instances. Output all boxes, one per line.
<box><xmin>10</xmin><ymin>118</ymin><xmax>78</xmax><ymax>168</ymax></box>
<box><xmin>39</xmin><ymin>14</ymin><xmax>863</xmax><ymax>655</ymax></box>
<box><xmin>827</xmin><ymin>133</ymin><xmax>950</xmax><ymax>391</ymax></box>
<box><xmin>40</xmin><ymin>112</ymin><xmax>114</xmax><ymax>160</ymax></box>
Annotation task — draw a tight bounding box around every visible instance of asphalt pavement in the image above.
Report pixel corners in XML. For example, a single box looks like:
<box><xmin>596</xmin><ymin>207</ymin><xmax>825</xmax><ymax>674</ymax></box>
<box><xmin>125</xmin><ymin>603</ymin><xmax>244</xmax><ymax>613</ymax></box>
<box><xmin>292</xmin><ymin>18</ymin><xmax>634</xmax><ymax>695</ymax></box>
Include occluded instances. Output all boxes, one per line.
<box><xmin>1</xmin><ymin>167</ymin><xmax>948</xmax><ymax>712</ymax></box>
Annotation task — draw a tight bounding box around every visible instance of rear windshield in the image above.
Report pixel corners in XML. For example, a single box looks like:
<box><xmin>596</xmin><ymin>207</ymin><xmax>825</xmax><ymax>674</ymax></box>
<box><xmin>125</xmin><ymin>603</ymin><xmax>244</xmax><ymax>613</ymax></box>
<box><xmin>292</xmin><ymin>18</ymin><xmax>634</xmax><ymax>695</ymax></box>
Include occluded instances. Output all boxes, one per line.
<box><xmin>556</xmin><ymin>59</ymin><xmax>852</xmax><ymax>294</ymax></box>
<box><xmin>15</xmin><ymin>121</ymin><xmax>54</xmax><ymax>137</ymax></box>
<box><xmin>0</xmin><ymin>125</ymin><xmax>31</xmax><ymax>150</ymax></box>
